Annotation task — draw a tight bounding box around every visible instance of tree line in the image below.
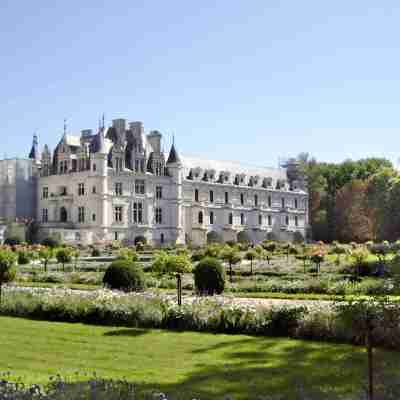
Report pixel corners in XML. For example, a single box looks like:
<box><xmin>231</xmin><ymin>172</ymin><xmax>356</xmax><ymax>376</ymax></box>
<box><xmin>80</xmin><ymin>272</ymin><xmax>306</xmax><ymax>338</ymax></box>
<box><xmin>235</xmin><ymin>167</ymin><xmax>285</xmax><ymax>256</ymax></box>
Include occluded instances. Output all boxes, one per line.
<box><xmin>298</xmin><ymin>153</ymin><xmax>400</xmax><ymax>243</ymax></box>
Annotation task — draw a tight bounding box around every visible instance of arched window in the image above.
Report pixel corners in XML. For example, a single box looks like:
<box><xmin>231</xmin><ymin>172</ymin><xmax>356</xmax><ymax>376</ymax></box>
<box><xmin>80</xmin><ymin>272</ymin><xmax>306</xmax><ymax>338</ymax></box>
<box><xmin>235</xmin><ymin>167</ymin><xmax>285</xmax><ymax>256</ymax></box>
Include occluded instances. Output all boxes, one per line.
<box><xmin>60</xmin><ymin>207</ymin><xmax>68</xmax><ymax>223</ymax></box>
<box><xmin>228</xmin><ymin>213</ymin><xmax>233</xmax><ymax>225</ymax></box>
<box><xmin>210</xmin><ymin>211</ymin><xmax>214</xmax><ymax>225</ymax></box>
<box><xmin>194</xmin><ymin>189</ymin><xmax>199</xmax><ymax>202</ymax></box>
<box><xmin>198</xmin><ymin>211</ymin><xmax>203</xmax><ymax>224</ymax></box>
<box><xmin>210</xmin><ymin>190</ymin><xmax>214</xmax><ymax>203</ymax></box>
<box><xmin>240</xmin><ymin>213</ymin><xmax>245</xmax><ymax>225</ymax></box>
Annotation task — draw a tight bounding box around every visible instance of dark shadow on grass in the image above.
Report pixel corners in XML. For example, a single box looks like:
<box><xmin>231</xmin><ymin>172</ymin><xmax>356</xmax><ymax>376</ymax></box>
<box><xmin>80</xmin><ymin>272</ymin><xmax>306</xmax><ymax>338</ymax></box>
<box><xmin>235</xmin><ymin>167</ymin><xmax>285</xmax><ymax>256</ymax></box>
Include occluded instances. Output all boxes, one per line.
<box><xmin>103</xmin><ymin>328</ymin><xmax>150</xmax><ymax>337</ymax></box>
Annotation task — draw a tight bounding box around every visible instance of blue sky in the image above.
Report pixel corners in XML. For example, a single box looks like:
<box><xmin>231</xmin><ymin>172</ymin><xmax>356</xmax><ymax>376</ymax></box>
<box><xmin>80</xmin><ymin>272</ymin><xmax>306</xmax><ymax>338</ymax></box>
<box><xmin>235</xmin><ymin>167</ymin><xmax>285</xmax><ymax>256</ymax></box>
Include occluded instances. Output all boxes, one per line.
<box><xmin>2</xmin><ymin>1</ymin><xmax>400</xmax><ymax>167</ymax></box>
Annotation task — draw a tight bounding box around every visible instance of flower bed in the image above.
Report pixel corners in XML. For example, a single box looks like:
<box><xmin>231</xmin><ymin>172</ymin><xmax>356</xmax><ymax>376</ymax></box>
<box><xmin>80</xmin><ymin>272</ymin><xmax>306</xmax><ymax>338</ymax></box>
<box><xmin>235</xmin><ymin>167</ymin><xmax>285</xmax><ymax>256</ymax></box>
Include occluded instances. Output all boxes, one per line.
<box><xmin>1</xmin><ymin>286</ymin><xmax>400</xmax><ymax>349</ymax></box>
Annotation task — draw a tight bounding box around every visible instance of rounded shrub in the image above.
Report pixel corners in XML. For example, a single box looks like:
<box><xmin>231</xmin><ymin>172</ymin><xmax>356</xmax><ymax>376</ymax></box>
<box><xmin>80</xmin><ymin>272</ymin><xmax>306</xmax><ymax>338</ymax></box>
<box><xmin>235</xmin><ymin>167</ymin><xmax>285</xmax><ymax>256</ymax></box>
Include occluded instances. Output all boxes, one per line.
<box><xmin>17</xmin><ymin>251</ymin><xmax>31</xmax><ymax>265</ymax></box>
<box><xmin>41</xmin><ymin>237</ymin><xmax>60</xmax><ymax>248</ymax></box>
<box><xmin>103</xmin><ymin>259</ymin><xmax>146</xmax><ymax>292</ymax></box>
<box><xmin>4</xmin><ymin>236</ymin><xmax>22</xmax><ymax>246</ymax></box>
<box><xmin>91</xmin><ymin>248</ymin><xmax>101</xmax><ymax>257</ymax></box>
<box><xmin>193</xmin><ymin>257</ymin><xmax>225</xmax><ymax>295</ymax></box>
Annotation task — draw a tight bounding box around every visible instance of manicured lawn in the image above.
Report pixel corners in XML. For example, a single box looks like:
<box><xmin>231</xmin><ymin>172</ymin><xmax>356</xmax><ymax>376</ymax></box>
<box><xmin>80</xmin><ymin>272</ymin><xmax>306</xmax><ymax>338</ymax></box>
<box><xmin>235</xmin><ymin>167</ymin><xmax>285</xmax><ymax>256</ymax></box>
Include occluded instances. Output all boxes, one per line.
<box><xmin>0</xmin><ymin>317</ymin><xmax>399</xmax><ymax>399</ymax></box>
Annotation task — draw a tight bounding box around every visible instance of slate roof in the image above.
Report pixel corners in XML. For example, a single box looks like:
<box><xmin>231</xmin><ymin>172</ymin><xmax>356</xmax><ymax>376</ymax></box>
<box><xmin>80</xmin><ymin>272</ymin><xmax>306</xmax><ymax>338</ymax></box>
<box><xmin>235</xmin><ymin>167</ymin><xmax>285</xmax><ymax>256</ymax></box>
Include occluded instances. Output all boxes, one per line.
<box><xmin>180</xmin><ymin>154</ymin><xmax>287</xmax><ymax>184</ymax></box>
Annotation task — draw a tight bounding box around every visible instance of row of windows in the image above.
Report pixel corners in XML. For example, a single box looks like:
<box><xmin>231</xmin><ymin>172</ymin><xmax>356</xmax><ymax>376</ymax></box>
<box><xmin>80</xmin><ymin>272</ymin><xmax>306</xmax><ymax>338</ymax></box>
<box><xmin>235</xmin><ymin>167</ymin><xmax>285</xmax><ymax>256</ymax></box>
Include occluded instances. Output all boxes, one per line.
<box><xmin>196</xmin><ymin>211</ymin><xmax>299</xmax><ymax>227</ymax></box>
<box><xmin>42</xmin><ymin>180</ymin><xmax>162</xmax><ymax>199</ymax></box>
<box><xmin>194</xmin><ymin>189</ymin><xmax>299</xmax><ymax>209</ymax></box>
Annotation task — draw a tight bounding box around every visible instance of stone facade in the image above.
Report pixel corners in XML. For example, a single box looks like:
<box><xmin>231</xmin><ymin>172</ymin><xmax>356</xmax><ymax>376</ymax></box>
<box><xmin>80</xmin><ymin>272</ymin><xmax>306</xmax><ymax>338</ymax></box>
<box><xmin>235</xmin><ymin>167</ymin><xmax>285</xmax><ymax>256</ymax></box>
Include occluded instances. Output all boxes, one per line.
<box><xmin>30</xmin><ymin>118</ymin><xmax>308</xmax><ymax>246</ymax></box>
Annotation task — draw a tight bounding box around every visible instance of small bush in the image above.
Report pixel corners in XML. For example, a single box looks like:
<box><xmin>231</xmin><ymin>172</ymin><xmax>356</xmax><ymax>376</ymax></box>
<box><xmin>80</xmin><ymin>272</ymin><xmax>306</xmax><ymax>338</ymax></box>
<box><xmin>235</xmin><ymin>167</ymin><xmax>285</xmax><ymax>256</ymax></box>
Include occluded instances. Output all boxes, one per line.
<box><xmin>17</xmin><ymin>251</ymin><xmax>31</xmax><ymax>265</ymax></box>
<box><xmin>41</xmin><ymin>237</ymin><xmax>60</xmax><ymax>248</ymax></box>
<box><xmin>91</xmin><ymin>248</ymin><xmax>101</xmax><ymax>257</ymax></box>
<box><xmin>193</xmin><ymin>257</ymin><xmax>225</xmax><ymax>295</ymax></box>
<box><xmin>134</xmin><ymin>236</ymin><xmax>147</xmax><ymax>246</ymax></box>
<box><xmin>4</xmin><ymin>236</ymin><xmax>22</xmax><ymax>246</ymax></box>
<box><xmin>103</xmin><ymin>259</ymin><xmax>146</xmax><ymax>292</ymax></box>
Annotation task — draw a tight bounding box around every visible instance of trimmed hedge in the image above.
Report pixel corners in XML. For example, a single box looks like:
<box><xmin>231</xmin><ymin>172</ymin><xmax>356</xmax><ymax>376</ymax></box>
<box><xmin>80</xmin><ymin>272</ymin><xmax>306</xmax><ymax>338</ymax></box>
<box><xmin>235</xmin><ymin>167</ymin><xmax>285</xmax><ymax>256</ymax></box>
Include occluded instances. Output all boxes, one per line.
<box><xmin>193</xmin><ymin>257</ymin><xmax>225</xmax><ymax>295</ymax></box>
<box><xmin>103</xmin><ymin>259</ymin><xmax>146</xmax><ymax>292</ymax></box>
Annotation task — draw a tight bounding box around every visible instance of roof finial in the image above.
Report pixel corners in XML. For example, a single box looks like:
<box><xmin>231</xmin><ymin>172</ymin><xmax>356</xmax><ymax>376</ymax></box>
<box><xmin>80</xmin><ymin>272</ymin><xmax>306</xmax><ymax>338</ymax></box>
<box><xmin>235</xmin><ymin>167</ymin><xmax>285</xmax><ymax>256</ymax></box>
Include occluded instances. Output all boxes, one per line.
<box><xmin>102</xmin><ymin>113</ymin><xmax>105</xmax><ymax>130</ymax></box>
<box><xmin>172</xmin><ymin>133</ymin><xmax>175</xmax><ymax>146</ymax></box>
<box><xmin>63</xmin><ymin>118</ymin><xmax>67</xmax><ymax>137</ymax></box>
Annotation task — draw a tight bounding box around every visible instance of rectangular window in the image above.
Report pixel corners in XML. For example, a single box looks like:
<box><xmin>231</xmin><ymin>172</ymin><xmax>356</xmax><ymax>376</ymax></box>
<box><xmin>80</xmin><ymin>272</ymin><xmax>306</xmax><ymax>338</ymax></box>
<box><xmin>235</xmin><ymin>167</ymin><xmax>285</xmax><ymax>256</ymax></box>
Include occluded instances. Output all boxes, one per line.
<box><xmin>78</xmin><ymin>207</ymin><xmax>85</xmax><ymax>223</ymax></box>
<box><xmin>115</xmin><ymin>206</ymin><xmax>123</xmax><ymax>222</ymax></box>
<box><xmin>115</xmin><ymin>182</ymin><xmax>123</xmax><ymax>196</ymax></box>
<box><xmin>294</xmin><ymin>198</ymin><xmax>298</xmax><ymax>209</ymax></box>
<box><xmin>240</xmin><ymin>193</ymin><xmax>244</xmax><ymax>205</ymax></box>
<box><xmin>92</xmin><ymin>186</ymin><xmax>97</xmax><ymax>194</ymax></box>
<box><xmin>42</xmin><ymin>208</ymin><xmax>48</xmax><ymax>223</ymax></box>
<box><xmin>225</xmin><ymin>192</ymin><xmax>229</xmax><ymax>204</ymax></box>
<box><xmin>194</xmin><ymin>189</ymin><xmax>199</xmax><ymax>202</ymax></box>
<box><xmin>295</xmin><ymin>216</ymin><xmax>299</xmax><ymax>227</ymax></box>
<box><xmin>254</xmin><ymin>194</ymin><xmax>258</xmax><ymax>207</ymax></box>
<box><xmin>140</xmin><ymin>160</ymin><xmax>145</xmax><ymax>173</ymax></box>
<box><xmin>42</xmin><ymin>187</ymin><xmax>48</xmax><ymax>199</ymax></box>
<box><xmin>135</xmin><ymin>180</ymin><xmax>145</xmax><ymax>194</ymax></box>
<box><xmin>240</xmin><ymin>213</ymin><xmax>245</xmax><ymax>225</ymax></box>
<box><xmin>92</xmin><ymin>213</ymin><xmax>96</xmax><ymax>222</ymax></box>
<box><xmin>285</xmin><ymin>215</ymin><xmax>289</xmax><ymax>226</ymax></box>
<box><xmin>93</xmin><ymin>163</ymin><xmax>97</xmax><ymax>172</ymax></box>
<box><xmin>78</xmin><ymin>183</ymin><xmax>85</xmax><ymax>196</ymax></box>
<box><xmin>133</xmin><ymin>202</ymin><xmax>143</xmax><ymax>224</ymax></box>
<box><xmin>156</xmin><ymin>186</ymin><xmax>163</xmax><ymax>199</ymax></box>
<box><xmin>268</xmin><ymin>215</ymin><xmax>272</xmax><ymax>226</ymax></box>
<box><xmin>259</xmin><ymin>214</ymin><xmax>262</xmax><ymax>225</ymax></box>
<box><xmin>210</xmin><ymin>190</ymin><xmax>214</xmax><ymax>203</ymax></box>
<box><xmin>268</xmin><ymin>195</ymin><xmax>272</xmax><ymax>207</ymax></box>
<box><xmin>210</xmin><ymin>211</ymin><xmax>214</xmax><ymax>225</ymax></box>
<box><xmin>135</xmin><ymin>160</ymin><xmax>140</xmax><ymax>172</ymax></box>
<box><xmin>155</xmin><ymin>207</ymin><xmax>162</xmax><ymax>224</ymax></box>
<box><xmin>281</xmin><ymin>198</ymin><xmax>285</xmax><ymax>208</ymax></box>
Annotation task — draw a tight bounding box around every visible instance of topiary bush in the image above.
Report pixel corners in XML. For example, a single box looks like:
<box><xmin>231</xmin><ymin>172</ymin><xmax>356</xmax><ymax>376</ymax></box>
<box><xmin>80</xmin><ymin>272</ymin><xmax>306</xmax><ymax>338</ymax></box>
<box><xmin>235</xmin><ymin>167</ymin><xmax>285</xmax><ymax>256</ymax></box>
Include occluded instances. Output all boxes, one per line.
<box><xmin>41</xmin><ymin>237</ymin><xmax>60</xmax><ymax>248</ymax></box>
<box><xmin>17</xmin><ymin>251</ymin><xmax>31</xmax><ymax>265</ymax></box>
<box><xmin>4</xmin><ymin>236</ymin><xmax>22</xmax><ymax>246</ymax></box>
<box><xmin>103</xmin><ymin>259</ymin><xmax>146</xmax><ymax>292</ymax></box>
<box><xmin>91</xmin><ymin>247</ymin><xmax>101</xmax><ymax>257</ymax></box>
<box><xmin>193</xmin><ymin>257</ymin><xmax>225</xmax><ymax>295</ymax></box>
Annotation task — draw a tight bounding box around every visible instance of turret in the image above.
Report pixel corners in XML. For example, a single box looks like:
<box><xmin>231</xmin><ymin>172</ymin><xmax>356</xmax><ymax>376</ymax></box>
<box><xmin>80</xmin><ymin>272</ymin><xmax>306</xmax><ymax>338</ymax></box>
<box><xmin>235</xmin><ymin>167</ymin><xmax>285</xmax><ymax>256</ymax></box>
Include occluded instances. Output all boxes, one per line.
<box><xmin>29</xmin><ymin>134</ymin><xmax>40</xmax><ymax>164</ymax></box>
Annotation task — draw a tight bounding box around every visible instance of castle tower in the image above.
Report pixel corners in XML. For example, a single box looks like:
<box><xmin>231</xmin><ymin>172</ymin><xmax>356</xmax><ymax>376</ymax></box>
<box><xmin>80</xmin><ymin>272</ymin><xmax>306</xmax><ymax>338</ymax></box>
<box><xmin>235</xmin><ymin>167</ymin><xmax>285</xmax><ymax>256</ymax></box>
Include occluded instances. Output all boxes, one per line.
<box><xmin>166</xmin><ymin>141</ymin><xmax>185</xmax><ymax>244</ymax></box>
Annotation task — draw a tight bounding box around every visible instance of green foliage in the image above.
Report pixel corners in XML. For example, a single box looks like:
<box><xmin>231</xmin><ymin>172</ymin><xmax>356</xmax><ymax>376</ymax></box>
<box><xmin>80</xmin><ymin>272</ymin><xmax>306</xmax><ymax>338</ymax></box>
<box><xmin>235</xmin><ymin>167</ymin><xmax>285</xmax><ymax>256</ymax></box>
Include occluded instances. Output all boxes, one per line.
<box><xmin>103</xmin><ymin>259</ymin><xmax>146</xmax><ymax>292</ymax></box>
<box><xmin>151</xmin><ymin>252</ymin><xmax>192</xmax><ymax>276</ymax></box>
<box><xmin>41</xmin><ymin>237</ymin><xmax>60</xmax><ymax>248</ymax></box>
<box><xmin>4</xmin><ymin>236</ymin><xmax>22</xmax><ymax>246</ymax></box>
<box><xmin>116</xmin><ymin>248</ymin><xmax>139</xmax><ymax>262</ymax></box>
<box><xmin>38</xmin><ymin>247</ymin><xmax>53</xmax><ymax>269</ymax></box>
<box><xmin>193</xmin><ymin>257</ymin><xmax>225</xmax><ymax>295</ymax></box>
<box><xmin>134</xmin><ymin>236</ymin><xmax>147</xmax><ymax>246</ymax></box>
<box><xmin>91</xmin><ymin>247</ymin><xmax>101</xmax><ymax>257</ymax></box>
<box><xmin>55</xmin><ymin>248</ymin><xmax>72</xmax><ymax>270</ymax></box>
<box><xmin>262</xmin><ymin>241</ymin><xmax>277</xmax><ymax>252</ymax></box>
<box><xmin>203</xmin><ymin>244</ymin><xmax>223</xmax><ymax>258</ymax></box>
<box><xmin>220</xmin><ymin>246</ymin><xmax>242</xmax><ymax>266</ymax></box>
<box><xmin>245</xmin><ymin>249</ymin><xmax>257</xmax><ymax>259</ymax></box>
<box><xmin>17</xmin><ymin>251</ymin><xmax>31</xmax><ymax>265</ymax></box>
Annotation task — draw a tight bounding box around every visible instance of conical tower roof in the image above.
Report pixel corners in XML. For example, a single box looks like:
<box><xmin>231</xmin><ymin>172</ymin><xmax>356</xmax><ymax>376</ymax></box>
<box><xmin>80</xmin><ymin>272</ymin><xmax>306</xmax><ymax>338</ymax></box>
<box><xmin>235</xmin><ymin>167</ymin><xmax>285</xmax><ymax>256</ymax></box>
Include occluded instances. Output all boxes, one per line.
<box><xmin>166</xmin><ymin>143</ymin><xmax>181</xmax><ymax>164</ymax></box>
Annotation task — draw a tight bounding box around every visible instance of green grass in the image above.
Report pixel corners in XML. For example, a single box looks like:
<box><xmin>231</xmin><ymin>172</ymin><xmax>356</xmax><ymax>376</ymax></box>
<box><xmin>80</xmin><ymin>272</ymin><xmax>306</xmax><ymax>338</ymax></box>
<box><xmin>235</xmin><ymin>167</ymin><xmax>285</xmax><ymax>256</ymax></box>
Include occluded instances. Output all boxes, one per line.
<box><xmin>0</xmin><ymin>316</ymin><xmax>399</xmax><ymax>399</ymax></box>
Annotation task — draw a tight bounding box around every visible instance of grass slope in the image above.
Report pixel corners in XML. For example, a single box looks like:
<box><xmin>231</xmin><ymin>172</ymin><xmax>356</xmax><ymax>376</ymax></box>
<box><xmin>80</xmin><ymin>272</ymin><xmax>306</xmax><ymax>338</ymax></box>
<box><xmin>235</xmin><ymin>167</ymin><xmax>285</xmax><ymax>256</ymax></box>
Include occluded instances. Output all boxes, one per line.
<box><xmin>0</xmin><ymin>317</ymin><xmax>399</xmax><ymax>399</ymax></box>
